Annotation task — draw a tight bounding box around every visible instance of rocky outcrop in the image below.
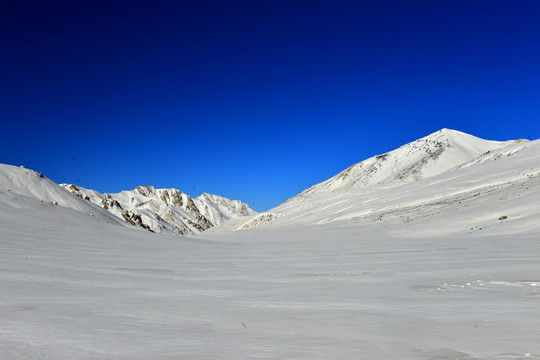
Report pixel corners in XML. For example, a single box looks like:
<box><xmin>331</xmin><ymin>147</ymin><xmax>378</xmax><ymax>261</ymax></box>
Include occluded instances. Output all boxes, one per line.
<box><xmin>61</xmin><ymin>184</ymin><xmax>256</xmax><ymax>236</ymax></box>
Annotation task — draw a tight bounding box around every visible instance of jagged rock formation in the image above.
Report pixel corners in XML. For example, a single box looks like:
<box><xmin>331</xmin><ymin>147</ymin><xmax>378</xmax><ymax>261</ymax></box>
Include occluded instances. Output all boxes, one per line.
<box><xmin>62</xmin><ymin>184</ymin><xmax>256</xmax><ymax>235</ymax></box>
<box><xmin>194</xmin><ymin>192</ymin><xmax>257</xmax><ymax>226</ymax></box>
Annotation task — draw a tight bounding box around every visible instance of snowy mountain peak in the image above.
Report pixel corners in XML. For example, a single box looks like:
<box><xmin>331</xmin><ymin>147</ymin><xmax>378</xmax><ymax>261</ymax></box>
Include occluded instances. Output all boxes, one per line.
<box><xmin>61</xmin><ymin>183</ymin><xmax>256</xmax><ymax>235</ymax></box>
<box><xmin>287</xmin><ymin>129</ymin><xmax>512</xmax><ymax>203</ymax></box>
<box><xmin>194</xmin><ymin>192</ymin><xmax>257</xmax><ymax>227</ymax></box>
<box><xmin>207</xmin><ymin>130</ymin><xmax>538</xmax><ymax>234</ymax></box>
<box><xmin>420</xmin><ymin>128</ymin><xmax>495</xmax><ymax>147</ymax></box>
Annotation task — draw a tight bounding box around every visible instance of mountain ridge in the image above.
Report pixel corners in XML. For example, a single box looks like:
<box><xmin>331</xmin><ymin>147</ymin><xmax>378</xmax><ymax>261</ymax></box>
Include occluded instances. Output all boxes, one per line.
<box><xmin>206</xmin><ymin>129</ymin><xmax>536</xmax><ymax>233</ymax></box>
<box><xmin>0</xmin><ymin>164</ymin><xmax>257</xmax><ymax>236</ymax></box>
<box><xmin>2</xmin><ymin>128</ymin><xmax>536</xmax><ymax>236</ymax></box>
<box><xmin>0</xmin><ymin>165</ymin><xmax>123</xmax><ymax>226</ymax></box>
<box><xmin>286</xmin><ymin>129</ymin><xmax>519</xmax><ymax>203</ymax></box>
<box><xmin>61</xmin><ymin>184</ymin><xmax>257</xmax><ymax>235</ymax></box>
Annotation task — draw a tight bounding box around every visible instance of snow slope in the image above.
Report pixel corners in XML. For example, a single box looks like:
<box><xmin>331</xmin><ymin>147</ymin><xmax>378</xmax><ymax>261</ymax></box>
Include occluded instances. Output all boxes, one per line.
<box><xmin>288</xmin><ymin>129</ymin><xmax>517</xmax><ymax>202</ymax></box>
<box><xmin>272</xmin><ymin>136</ymin><xmax>540</xmax><ymax>230</ymax></box>
<box><xmin>61</xmin><ymin>184</ymin><xmax>256</xmax><ymax>235</ymax></box>
<box><xmin>0</xmin><ymin>164</ymin><xmax>122</xmax><ymax>226</ymax></box>
<box><xmin>209</xmin><ymin>129</ymin><xmax>535</xmax><ymax>232</ymax></box>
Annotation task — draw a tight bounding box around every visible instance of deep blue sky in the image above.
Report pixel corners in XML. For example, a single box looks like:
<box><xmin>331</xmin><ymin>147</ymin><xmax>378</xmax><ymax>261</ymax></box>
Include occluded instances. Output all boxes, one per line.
<box><xmin>2</xmin><ymin>0</ymin><xmax>540</xmax><ymax>211</ymax></box>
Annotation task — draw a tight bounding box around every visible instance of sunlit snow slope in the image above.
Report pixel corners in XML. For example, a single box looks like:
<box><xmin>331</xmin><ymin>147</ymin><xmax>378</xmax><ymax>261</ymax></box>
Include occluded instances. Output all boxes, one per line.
<box><xmin>0</xmin><ymin>165</ymin><xmax>122</xmax><ymax>226</ymax></box>
<box><xmin>289</xmin><ymin>129</ymin><xmax>515</xmax><ymax>202</ymax></box>
<box><xmin>209</xmin><ymin>129</ymin><xmax>537</xmax><ymax>232</ymax></box>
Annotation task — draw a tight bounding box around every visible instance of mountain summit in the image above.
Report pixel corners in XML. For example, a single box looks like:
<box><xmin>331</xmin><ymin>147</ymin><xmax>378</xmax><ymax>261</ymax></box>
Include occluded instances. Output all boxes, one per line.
<box><xmin>62</xmin><ymin>184</ymin><xmax>257</xmax><ymax>235</ymax></box>
<box><xmin>288</xmin><ymin>129</ymin><xmax>515</xmax><ymax>202</ymax></box>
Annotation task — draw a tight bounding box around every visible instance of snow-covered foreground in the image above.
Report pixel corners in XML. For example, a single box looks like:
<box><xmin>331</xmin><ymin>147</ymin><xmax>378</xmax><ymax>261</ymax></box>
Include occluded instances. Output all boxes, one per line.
<box><xmin>1</xmin><ymin>190</ymin><xmax>540</xmax><ymax>359</ymax></box>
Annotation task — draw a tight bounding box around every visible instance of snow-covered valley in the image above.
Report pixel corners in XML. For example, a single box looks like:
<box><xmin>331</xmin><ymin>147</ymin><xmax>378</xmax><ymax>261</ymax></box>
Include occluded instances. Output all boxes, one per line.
<box><xmin>1</xmin><ymin>129</ymin><xmax>540</xmax><ymax>359</ymax></box>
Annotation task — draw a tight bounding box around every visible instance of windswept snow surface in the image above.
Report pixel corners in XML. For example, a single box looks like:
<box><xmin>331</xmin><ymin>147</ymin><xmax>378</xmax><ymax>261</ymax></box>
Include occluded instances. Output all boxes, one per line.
<box><xmin>2</xmin><ymin>130</ymin><xmax>540</xmax><ymax>359</ymax></box>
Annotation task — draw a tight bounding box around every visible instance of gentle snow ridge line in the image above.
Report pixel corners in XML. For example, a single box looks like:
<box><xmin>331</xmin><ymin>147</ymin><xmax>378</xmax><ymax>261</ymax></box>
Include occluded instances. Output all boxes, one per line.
<box><xmin>287</xmin><ymin>128</ymin><xmax>519</xmax><ymax>203</ymax></box>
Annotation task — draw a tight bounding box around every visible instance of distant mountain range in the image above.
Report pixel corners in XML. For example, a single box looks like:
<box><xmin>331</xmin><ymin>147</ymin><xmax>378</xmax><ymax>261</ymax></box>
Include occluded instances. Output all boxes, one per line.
<box><xmin>60</xmin><ymin>184</ymin><xmax>256</xmax><ymax>235</ymax></box>
<box><xmin>2</xmin><ymin>128</ymin><xmax>538</xmax><ymax>236</ymax></box>
<box><xmin>0</xmin><ymin>164</ymin><xmax>256</xmax><ymax>235</ymax></box>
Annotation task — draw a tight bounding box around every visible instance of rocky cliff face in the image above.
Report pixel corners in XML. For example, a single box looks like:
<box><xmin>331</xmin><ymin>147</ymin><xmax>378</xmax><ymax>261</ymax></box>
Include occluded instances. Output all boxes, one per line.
<box><xmin>194</xmin><ymin>192</ymin><xmax>257</xmax><ymax>226</ymax></box>
<box><xmin>61</xmin><ymin>184</ymin><xmax>256</xmax><ymax>235</ymax></box>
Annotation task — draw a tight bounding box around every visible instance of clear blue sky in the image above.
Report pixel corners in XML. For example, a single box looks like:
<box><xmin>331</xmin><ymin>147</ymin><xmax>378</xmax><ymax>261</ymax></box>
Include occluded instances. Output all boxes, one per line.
<box><xmin>2</xmin><ymin>0</ymin><xmax>540</xmax><ymax>211</ymax></box>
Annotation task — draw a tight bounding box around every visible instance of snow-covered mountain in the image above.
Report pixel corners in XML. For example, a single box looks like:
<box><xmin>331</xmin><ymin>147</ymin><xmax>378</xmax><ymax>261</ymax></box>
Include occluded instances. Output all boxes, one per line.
<box><xmin>288</xmin><ymin>129</ymin><xmax>519</xmax><ymax>203</ymax></box>
<box><xmin>61</xmin><ymin>183</ymin><xmax>256</xmax><ymax>235</ymax></box>
<box><xmin>0</xmin><ymin>164</ymin><xmax>122</xmax><ymax>226</ymax></box>
<box><xmin>0</xmin><ymin>163</ymin><xmax>256</xmax><ymax>236</ymax></box>
<box><xmin>208</xmin><ymin>129</ymin><xmax>537</xmax><ymax>232</ymax></box>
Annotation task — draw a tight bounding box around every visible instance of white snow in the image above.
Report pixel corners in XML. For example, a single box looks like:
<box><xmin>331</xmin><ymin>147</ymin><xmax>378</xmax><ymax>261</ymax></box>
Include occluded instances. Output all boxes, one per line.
<box><xmin>1</xmin><ymin>129</ymin><xmax>540</xmax><ymax>359</ymax></box>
